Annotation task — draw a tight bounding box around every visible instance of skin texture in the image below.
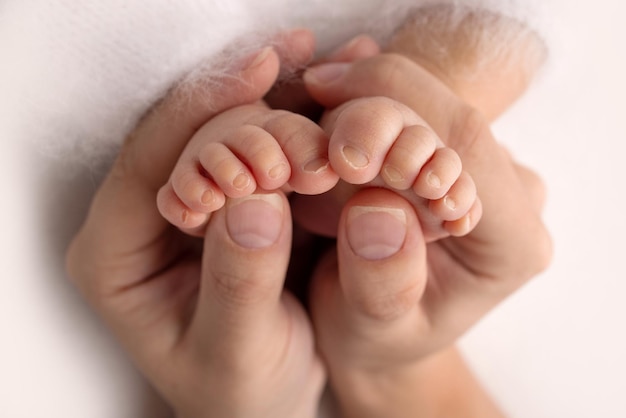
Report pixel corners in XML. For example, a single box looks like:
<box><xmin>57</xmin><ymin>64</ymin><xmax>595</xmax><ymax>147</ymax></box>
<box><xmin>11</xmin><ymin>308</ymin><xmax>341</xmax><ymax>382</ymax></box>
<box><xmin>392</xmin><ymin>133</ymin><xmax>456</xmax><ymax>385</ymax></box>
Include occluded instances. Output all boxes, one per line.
<box><xmin>67</xmin><ymin>33</ymin><xmax>328</xmax><ymax>418</ymax></box>
<box><xmin>157</xmin><ymin>95</ymin><xmax>481</xmax><ymax>241</ymax></box>
<box><xmin>66</xmin><ymin>13</ymin><xmax>552</xmax><ymax>417</ymax></box>
<box><xmin>299</xmin><ymin>25</ymin><xmax>551</xmax><ymax>417</ymax></box>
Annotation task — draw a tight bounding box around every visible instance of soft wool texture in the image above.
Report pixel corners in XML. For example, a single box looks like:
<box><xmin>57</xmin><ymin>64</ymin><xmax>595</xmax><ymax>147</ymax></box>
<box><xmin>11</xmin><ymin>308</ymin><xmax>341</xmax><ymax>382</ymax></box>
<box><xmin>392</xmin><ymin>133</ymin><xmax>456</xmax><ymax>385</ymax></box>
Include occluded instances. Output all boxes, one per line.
<box><xmin>0</xmin><ymin>0</ymin><xmax>544</xmax><ymax>170</ymax></box>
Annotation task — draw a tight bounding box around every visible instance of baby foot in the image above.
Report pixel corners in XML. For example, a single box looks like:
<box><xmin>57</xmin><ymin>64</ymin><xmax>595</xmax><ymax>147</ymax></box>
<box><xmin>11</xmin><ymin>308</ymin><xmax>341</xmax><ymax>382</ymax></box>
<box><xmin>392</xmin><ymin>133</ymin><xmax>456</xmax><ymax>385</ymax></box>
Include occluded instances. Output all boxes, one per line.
<box><xmin>294</xmin><ymin>97</ymin><xmax>481</xmax><ymax>242</ymax></box>
<box><xmin>157</xmin><ymin>104</ymin><xmax>339</xmax><ymax>235</ymax></box>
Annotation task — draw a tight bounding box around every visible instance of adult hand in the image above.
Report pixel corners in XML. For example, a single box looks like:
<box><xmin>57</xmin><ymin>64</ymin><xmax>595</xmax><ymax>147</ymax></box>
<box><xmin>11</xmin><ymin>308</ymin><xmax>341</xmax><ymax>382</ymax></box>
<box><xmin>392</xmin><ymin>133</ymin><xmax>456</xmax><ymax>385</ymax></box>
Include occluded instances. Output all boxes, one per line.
<box><xmin>302</xmin><ymin>53</ymin><xmax>552</xmax><ymax>416</ymax></box>
<box><xmin>66</xmin><ymin>31</ymin><xmax>326</xmax><ymax>418</ymax></box>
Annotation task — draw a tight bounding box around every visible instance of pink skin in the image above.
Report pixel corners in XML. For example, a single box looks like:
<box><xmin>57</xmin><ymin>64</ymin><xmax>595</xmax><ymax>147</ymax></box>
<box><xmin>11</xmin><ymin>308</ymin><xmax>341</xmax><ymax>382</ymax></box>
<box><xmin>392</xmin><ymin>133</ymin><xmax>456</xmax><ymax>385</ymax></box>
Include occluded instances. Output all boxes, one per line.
<box><xmin>67</xmin><ymin>34</ymin><xmax>329</xmax><ymax>418</ymax></box>
<box><xmin>301</xmin><ymin>47</ymin><xmax>552</xmax><ymax>391</ymax></box>
<box><xmin>157</xmin><ymin>102</ymin><xmax>340</xmax><ymax>236</ymax></box>
<box><xmin>65</xmin><ymin>27</ymin><xmax>552</xmax><ymax>417</ymax></box>
<box><xmin>293</xmin><ymin>96</ymin><xmax>481</xmax><ymax>242</ymax></box>
<box><xmin>158</xmin><ymin>92</ymin><xmax>480</xmax><ymax>243</ymax></box>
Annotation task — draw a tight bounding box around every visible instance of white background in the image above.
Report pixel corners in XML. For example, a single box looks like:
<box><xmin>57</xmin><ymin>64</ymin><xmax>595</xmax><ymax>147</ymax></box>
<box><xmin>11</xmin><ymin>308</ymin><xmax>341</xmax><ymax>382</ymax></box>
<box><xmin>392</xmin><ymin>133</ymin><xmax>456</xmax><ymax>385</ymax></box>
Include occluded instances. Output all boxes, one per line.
<box><xmin>2</xmin><ymin>0</ymin><xmax>625</xmax><ymax>417</ymax></box>
<box><xmin>461</xmin><ymin>0</ymin><xmax>626</xmax><ymax>416</ymax></box>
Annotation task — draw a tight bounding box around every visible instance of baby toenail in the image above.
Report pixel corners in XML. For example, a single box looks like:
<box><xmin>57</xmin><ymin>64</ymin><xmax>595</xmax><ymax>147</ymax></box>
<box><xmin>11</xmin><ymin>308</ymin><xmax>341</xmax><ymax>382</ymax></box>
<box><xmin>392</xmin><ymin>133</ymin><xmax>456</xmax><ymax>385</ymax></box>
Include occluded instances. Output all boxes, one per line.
<box><xmin>341</xmin><ymin>146</ymin><xmax>369</xmax><ymax>168</ymax></box>
<box><xmin>303</xmin><ymin>157</ymin><xmax>330</xmax><ymax>174</ymax></box>
<box><xmin>268</xmin><ymin>163</ymin><xmax>288</xmax><ymax>179</ymax></box>
<box><xmin>233</xmin><ymin>173</ymin><xmax>251</xmax><ymax>190</ymax></box>
<box><xmin>201</xmin><ymin>189</ymin><xmax>215</xmax><ymax>205</ymax></box>
<box><xmin>444</xmin><ymin>195</ymin><xmax>456</xmax><ymax>210</ymax></box>
<box><xmin>382</xmin><ymin>165</ymin><xmax>405</xmax><ymax>184</ymax></box>
<box><xmin>427</xmin><ymin>172</ymin><xmax>441</xmax><ymax>188</ymax></box>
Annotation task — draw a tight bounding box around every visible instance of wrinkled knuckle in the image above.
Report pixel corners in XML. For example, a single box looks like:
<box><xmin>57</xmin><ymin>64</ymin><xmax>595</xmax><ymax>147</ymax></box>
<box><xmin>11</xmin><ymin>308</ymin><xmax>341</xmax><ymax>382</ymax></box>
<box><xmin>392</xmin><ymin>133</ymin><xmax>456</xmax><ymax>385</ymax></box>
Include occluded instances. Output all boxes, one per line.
<box><xmin>438</xmin><ymin>147</ymin><xmax>463</xmax><ymax>171</ymax></box>
<box><xmin>174</xmin><ymin>169</ymin><xmax>196</xmax><ymax>193</ymax></box>
<box><xmin>263</xmin><ymin>112</ymin><xmax>302</xmax><ymax>143</ymax></box>
<box><xmin>410</xmin><ymin>124</ymin><xmax>438</xmax><ymax>147</ymax></box>
<box><xmin>210</xmin><ymin>269</ymin><xmax>274</xmax><ymax>309</ymax></box>
<box><xmin>231</xmin><ymin>124</ymin><xmax>260</xmax><ymax>147</ymax></box>
<box><xmin>258</xmin><ymin>109</ymin><xmax>293</xmax><ymax>130</ymax></box>
<box><xmin>353</xmin><ymin>284</ymin><xmax>420</xmax><ymax>322</ymax></box>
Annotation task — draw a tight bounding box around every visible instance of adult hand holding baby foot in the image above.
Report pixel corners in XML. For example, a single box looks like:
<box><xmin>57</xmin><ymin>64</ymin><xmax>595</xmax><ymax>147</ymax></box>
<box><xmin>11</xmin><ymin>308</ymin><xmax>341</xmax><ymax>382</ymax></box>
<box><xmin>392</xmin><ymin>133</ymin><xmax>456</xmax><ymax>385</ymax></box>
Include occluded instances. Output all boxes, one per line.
<box><xmin>66</xmin><ymin>33</ymin><xmax>327</xmax><ymax>418</ymax></box>
<box><xmin>302</xmin><ymin>49</ymin><xmax>552</xmax><ymax>417</ymax></box>
<box><xmin>65</xmin><ymin>29</ymin><xmax>552</xmax><ymax>418</ymax></box>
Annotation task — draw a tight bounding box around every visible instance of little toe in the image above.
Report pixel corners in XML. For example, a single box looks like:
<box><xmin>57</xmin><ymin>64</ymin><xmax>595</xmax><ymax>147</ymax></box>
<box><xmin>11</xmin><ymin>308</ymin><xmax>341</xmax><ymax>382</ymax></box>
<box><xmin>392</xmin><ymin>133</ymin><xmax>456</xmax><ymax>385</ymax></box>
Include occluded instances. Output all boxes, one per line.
<box><xmin>413</xmin><ymin>147</ymin><xmax>462</xmax><ymax>200</ymax></box>
<box><xmin>381</xmin><ymin>124</ymin><xmax>438</xmax><ymax>190</ymax></box>
<box><xmin>170</xmin><ymin>164</ymin><xmax>226</xmax><ymax>213</ymax></box>
<box><xmin>157</xmin><ymin>182</ymin><xmax>212</xmax><ymax>233</ymax></box>
<box><xmin>443</xmin><ymin>197</ymin><xmax>483</xmax><ymax>237</ymax></box>
<box><xmin>429</xmin><ymin>171</ymin><xmax>477</xmax><ymax>221</ymax></box>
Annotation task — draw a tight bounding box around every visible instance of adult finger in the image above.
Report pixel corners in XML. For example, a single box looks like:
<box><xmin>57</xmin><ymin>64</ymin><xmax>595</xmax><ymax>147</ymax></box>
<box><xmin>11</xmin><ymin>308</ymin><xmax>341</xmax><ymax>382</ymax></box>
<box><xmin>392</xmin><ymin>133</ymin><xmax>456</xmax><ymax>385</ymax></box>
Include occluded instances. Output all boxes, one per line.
<box><xmin>69</xmin><ymin>36</ymin><xmax>319</xmax><ymax>293</ymax></box>
<box><xmin>67</xmin><ymin>48</ymin><xmax>281</xmax><ymax>292</ymax></box>
<box><xmin>64</xmin><ymin>46</ymin><xmax>293</xmax><ymax>365</ymax></box>
<box><xmin>188</xmin><ymin>191</ymin><xmax>294</xmax><ymax>350</ymax></box>
<box><xmin>310</xmin><ymin>189</ymin><xmax>429</xmax><ymax>356</ymax></box>
<box><xmin>323</xmin><ymin>34</ymin><xmax>381</xmax><ymax>63</ymax></box>
<box><xmin>129</xmin><ymin>29</ymin><xmax>316</xmax><ymax>190</ymax></box>
<box><xmin>264</xmin><ymin>34</ymin><xmax>380</xmax><ymax>116</ymax></box>
<box><xmin>304</xmin><ymin>54</ymin><xmax>463</xmax><ymax>144</ymax></box>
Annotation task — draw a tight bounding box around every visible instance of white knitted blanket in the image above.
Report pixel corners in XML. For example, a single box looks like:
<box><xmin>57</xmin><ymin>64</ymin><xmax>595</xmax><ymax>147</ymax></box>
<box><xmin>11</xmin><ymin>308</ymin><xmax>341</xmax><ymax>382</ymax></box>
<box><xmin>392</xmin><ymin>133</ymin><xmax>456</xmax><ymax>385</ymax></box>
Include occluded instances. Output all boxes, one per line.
<box><xmin>0</xmin><ymin>0</ymin><xmax>541</xmax><ymax>169</ymax></box>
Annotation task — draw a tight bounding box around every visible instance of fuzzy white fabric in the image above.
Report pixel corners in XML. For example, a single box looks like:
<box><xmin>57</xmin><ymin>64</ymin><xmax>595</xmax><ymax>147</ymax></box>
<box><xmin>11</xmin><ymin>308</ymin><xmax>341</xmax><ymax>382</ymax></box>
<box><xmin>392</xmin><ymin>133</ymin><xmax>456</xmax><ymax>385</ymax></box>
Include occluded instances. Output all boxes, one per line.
<box><xmin>0</xmin><ymin>0</ymin><xmax>543</xmax><ymax>170</ymax></box>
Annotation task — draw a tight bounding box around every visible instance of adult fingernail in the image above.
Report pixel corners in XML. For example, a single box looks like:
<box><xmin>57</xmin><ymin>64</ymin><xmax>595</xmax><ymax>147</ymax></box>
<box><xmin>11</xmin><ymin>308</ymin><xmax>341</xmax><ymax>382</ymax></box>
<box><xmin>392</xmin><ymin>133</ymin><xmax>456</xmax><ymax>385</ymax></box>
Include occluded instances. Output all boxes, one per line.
<box><xmin>245</xmin><ymin>47</ymin><xmax>273</xmax><ymax>70</ymax></box>
<box><xmin>304</xmin><ymin>63</ymin><xmax>350</xmax><ymax>84</ymax></box>
<box><xmin>226</xmin><ymin>193</ymin><xmax>283</xmax><ymax>249</ymax></box>
<box><xmin>329</xmin><ymin>35</ymin><xmax>365</xmax><ymax>57</ymax></box>
<box><xmin>347</xmin><ymin>206</ymin><xmax>407</xmax><ymax>260</ymax></box>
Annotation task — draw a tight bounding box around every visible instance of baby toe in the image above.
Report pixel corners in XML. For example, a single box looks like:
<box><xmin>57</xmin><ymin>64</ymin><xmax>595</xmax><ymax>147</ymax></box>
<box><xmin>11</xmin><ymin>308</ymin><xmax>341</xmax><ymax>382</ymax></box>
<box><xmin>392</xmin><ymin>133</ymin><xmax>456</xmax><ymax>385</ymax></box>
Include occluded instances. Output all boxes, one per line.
<box><xmin>413</xmin><ymin>147</ymin><xmax>462</xmax><ymax>200</ymax></box>
<box><xmin>198</xmin><ymin>142</ymin><xmax>256</xmax><ymax>198</ymax></box>
<box><xmin>224</xmin><ymin>124</ymin><xmax>291</xmax><ymax>191</ymax></box>
<box><xmin>428</xmin><ymin>171</ymin><xmax>477</xmax><ymax>221</ymax></box>
<box><xmin>170</xmin><ymin>164</ymin><xmax>225</xmax><ymax>213</ymax></box>
<box><xmin>443</xmin><ymin>197</ymin><xmax>483</xmax><ymax>237</ymax></box>
<box><xmin>157</xmin><ymin>182</ymin><xmax>212</xmax><ymax>232</ymax></box>
<box><xmin>381</xmin><ymin>125</ymin><xmax>438</xmax><ymax>190</ymax></box>
<box><xmin>263</xmin><ymin>112</ymin><xmax>338</xmax><ymax>194</ymax></box>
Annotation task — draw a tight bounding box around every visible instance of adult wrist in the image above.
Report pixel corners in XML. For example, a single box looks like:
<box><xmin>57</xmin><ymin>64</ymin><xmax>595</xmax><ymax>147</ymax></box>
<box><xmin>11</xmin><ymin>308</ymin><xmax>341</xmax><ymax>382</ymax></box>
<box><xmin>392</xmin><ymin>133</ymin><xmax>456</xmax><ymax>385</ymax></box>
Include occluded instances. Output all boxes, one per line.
<box><xmin>330</xmin><ymin>347</ymin><xmax>504</xmax><ymax>418</ymax></box>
